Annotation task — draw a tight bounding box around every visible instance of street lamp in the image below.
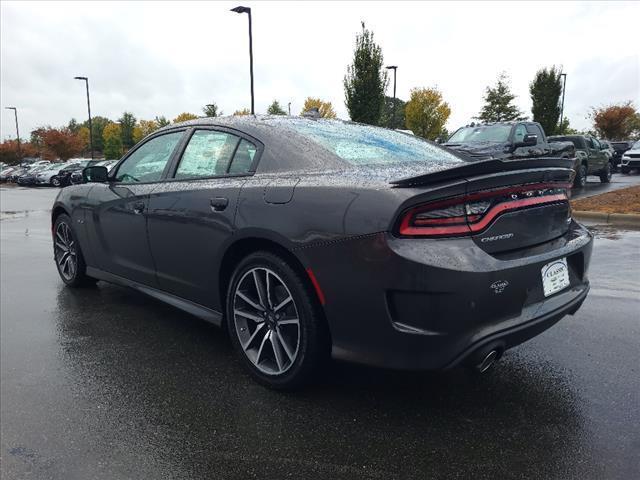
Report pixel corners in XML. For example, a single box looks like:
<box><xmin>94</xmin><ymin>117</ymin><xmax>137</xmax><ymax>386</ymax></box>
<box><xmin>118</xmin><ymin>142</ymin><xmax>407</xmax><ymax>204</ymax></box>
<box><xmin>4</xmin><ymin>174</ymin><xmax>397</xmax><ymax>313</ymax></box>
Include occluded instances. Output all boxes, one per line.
<box><xmin>4</xmin><ymin>106</ymin><xmax>20</xmax><ymax>157</ymax></box>
<box><xmin>559</xmin><ymin>73</ymin><xmax>567</xmax><ymax>131</ymax></box>
<box><xmin>288</xmin><ymin>102</ymin><xmax>291</xmax><ymax>116</ymax></box>
<box><xmin>231</xmin><ymin>6</ymin><xmax>255</xmax><ymax>115</ymax></box>
<box><xmin>74</xmin><ymin>76</ymin><xmax>94</xmax><ymax>160</ymax></box>
<box><xmin>386</xmin><ymin>65</ymin><xmax>398</xmax><ymax>128</ymax></box>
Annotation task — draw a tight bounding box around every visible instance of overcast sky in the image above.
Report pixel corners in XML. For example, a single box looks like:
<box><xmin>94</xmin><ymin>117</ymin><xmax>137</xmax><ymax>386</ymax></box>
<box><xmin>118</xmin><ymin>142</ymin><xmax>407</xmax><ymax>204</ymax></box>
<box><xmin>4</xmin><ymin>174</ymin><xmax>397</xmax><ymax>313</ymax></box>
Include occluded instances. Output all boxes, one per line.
<box><xmin>1</xmin><ymin>1</ymin><xmax>638</xmax><ymax>140</ymax></box>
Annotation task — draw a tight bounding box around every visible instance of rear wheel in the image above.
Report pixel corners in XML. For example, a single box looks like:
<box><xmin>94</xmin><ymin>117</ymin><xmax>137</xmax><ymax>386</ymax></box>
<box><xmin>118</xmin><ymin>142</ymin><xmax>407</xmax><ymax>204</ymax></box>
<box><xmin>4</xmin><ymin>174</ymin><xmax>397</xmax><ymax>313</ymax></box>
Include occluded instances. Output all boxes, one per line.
<box><xmin>53</xmin><ymin>214</ymin><xmax>95</xmax><ymax>287</ymax></box>
<box><xmin>574</xmin><ymin>164</ymin><xmax>588</xmax><ymax>188</ymax></box>
<box><xmin>599</xmin><ymin>162</ymin><xmax>612</xmax><ymax>183</ymax></box>
<box><xmin>226</xmin><ymin>251</ymin><xmax>328</xmax><ymax>389</ymax></box>
<box><xmin>51</xmin><ymin>176</ymin><xmax>61</xmax><ymax>187</ymax></box>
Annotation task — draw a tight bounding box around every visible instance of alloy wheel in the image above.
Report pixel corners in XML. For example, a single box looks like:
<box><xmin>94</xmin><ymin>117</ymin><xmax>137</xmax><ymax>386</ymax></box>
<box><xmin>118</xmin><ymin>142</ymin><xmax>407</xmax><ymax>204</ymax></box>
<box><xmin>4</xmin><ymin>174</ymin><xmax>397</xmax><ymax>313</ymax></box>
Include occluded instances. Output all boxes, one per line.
<box><xmin>54</xmin><ymin>222</ymin><xmax>77</xmax><ymax>281</ymax></box>
<box><xmin>233</xmin><ymin>267</ymin><xmax>301</xmax><ymax>376</ymax></box>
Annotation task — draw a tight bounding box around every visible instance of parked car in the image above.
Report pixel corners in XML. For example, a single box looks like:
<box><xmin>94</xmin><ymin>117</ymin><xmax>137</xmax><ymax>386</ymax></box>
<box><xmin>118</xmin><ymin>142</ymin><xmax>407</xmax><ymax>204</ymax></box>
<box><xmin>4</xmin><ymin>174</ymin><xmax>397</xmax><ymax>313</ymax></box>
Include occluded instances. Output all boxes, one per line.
<box><xmin>70</xmin><ymin>160</ymin><xmax>118</xmax><ymax>185</ymax></box>
<box><xmin>35</xmin><ymin>162</ymin><xmax>65</xmax><ymax>186</ymax></box>
<box><xmin>51</xmin><ymin>160</ymin><xmax>91</xmax><ymax>187</ymax></box>
<box><xmin>16</xmin><ymin>165</ymin><xmax>49</xmax><ymax>186</ymax></box>
<box><xmin>611</xmin><ymin>140</ymin><xmax>635</xmax><ymax>170</ymax></box>
<box><xmin>51</xmin><ymin>117</ymin><xmax>593</xmax><ymax>388</ymax></box>
<box><xmin>6</xmin><ymin>166</ymin><xmax>31</xmax><ymax>182</ymax></box>
<box><xmin>444</xmin><ymin>122</ymin><xmax>575</xmax><ymax>161</ymax></box>
<box><xmin>547</xmin><ymin>135</ymin><xmax>612</xmax><ymax>187</ymax></box>
<box><xmin>0</xmin><ymin>166</ymin><xmax>19</xmax><ymax>182</ymax></box>
<box><xmin>620</xmin><ymin>140</ymin><xmax>640</xmax><ymax>174</ymax></box>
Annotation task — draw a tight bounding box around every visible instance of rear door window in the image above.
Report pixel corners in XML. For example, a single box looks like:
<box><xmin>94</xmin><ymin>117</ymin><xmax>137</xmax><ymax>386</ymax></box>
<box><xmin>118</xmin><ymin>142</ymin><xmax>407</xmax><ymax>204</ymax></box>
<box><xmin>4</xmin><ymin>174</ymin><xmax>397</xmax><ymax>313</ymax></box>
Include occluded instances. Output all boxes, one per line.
<box><xmin>175</xmin><ymin>130</ymin><xmax>240</xmax><ymax>179</ymax></box>
<box><xmin>228</xmin><ymin>139</ymin><xmax>257</xmax><ymax>174</ymax></box>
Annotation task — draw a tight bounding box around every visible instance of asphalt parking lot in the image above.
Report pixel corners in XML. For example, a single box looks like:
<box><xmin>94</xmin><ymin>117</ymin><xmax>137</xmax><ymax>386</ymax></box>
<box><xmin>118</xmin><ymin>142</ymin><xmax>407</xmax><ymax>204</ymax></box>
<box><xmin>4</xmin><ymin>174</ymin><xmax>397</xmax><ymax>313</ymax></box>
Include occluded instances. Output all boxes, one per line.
<box><xmin>1</xmin><ymin>184</ymin><xmax>639</xmax><ymax>479</ymax></box>
<box><xmin>572</xmin><ymin>170</ymin><xmax>640</xmax><ymax>200</ymax></box>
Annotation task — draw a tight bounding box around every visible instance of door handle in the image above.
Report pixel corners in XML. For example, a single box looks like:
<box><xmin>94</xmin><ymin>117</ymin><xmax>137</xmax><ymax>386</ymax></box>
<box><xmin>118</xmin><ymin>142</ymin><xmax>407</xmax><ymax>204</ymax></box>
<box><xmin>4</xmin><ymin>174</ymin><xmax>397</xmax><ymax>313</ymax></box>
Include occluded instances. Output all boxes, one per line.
<box><xmin>133</xmin><ymin>201</ymin><xmax>145</xmax><ymax>214</ymax></box>
<box><xmin>210</xmin><ymin>197</ymin><xmax>229</xmax><ymax>212</ymax></box>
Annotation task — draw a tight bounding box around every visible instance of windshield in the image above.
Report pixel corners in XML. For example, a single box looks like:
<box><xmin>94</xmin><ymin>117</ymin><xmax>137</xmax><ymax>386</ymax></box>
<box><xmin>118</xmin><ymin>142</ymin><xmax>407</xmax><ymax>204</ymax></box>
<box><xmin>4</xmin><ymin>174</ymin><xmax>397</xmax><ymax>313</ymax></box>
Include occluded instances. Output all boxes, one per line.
<box><xmin>275</xmin><ymin>118</ymin><xmax>463</xmax><ymax>167</ymax></box>
<box><xmin>448</xmin><ymin>125</ymin><xmax>512</xmax><ymax>143</ymax></box>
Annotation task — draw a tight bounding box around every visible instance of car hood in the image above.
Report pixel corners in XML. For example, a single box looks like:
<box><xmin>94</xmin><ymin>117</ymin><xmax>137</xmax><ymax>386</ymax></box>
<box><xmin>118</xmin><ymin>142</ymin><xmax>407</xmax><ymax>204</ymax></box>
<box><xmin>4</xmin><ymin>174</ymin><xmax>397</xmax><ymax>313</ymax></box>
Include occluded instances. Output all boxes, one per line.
<box><xmin>623</xmin><ymin>148</ymin><xmax>640</xmax><ymax>155</ymax></box>
<box><xmin>442</xmin><ymin>141</ymin><xmax>510</xmax><ymax>158</ymax></box>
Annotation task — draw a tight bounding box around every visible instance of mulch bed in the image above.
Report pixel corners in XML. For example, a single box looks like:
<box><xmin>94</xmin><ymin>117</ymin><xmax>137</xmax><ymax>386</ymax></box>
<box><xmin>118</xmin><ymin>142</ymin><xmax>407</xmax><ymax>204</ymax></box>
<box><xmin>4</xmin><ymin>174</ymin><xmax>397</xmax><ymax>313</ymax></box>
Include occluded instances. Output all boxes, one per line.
<box><xmin>571</xmin><ymin>186</ymin><xmax>640</xmax><ymax>215</ymax></box>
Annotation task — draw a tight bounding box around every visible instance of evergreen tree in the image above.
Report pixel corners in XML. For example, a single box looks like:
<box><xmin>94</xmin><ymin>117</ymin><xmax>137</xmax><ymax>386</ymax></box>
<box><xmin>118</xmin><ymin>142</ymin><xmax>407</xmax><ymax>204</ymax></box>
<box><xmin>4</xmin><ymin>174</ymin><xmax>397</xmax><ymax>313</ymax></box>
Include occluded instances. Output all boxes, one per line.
<box><xmin>380</xmin><ymin>96</ymin><xmax>406</xmax><ymax>129</ymax></box>
<box><xmin>118</xmin><ymin>112</ymin><xmax>137</xmax><ymax>150</ymax></box>
<box><xmin>476</xmin><ymin>72</ymin><xmax>525</xmax><ymax>123</ymax></box>
<box><xmin>343</xmin><ymin>22</ymin><xmax>388</xmax><ymax>125</ymax></box>
<box><xmin>267</xmin><ymin>100</ymin><xmax>287</xmax><ymax>115</ymax></box>
<box><xmin>203</xmin><ymin>103</ymin><xmax>221</xmax><ymax>117</ymax></box>
<box><xmin>530</xmin><ymin>66</ymin><xmax>563</xmax><ymax>135</ymax></box>
<box><xmin>155</xmin><ymin>116</ymin><xmax>171</xmax><ymax>128</ymax></box>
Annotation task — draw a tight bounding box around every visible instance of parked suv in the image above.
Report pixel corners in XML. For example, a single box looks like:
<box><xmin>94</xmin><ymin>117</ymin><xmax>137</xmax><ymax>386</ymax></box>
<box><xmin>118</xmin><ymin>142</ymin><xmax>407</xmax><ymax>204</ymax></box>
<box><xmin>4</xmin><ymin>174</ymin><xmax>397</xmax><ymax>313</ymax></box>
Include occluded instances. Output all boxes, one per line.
<box><xmin>548</xmin><ymin>135</ymin><xmax>611</xmax><ymax>187</ymax></box>
<box><xmin>620</xmin><ymin>140</ymin><xmax>640</xmax><ymax>173</ymax></box>
<box><xmin>612</xmin><ymin>140</ymin><xmax>635</xmax><ymax>170</ymax></box>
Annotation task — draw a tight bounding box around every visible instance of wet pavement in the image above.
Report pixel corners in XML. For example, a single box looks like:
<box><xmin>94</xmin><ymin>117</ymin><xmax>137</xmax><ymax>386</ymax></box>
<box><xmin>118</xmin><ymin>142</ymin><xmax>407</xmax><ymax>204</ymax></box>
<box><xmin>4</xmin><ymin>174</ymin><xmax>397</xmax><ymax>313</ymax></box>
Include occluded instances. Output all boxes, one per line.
<box><xmin>1</xmin><ymin>186</ymin><xmax>639</xmax><ymax>479</ymax></box>
<box><xmin>572</xmin><ymin>170</ymin><xmax>640</xmax><ymax>200</ymax></box>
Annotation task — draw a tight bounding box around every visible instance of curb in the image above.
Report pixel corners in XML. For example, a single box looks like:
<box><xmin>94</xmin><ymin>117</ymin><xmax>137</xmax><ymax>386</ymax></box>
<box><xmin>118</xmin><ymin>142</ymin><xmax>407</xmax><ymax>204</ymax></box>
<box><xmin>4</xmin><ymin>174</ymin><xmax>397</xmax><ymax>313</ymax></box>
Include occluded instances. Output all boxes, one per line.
<box><xmin>573</xmin><ymin>210</ymin><xmax>640</xmax><ymax>227</ymax></box>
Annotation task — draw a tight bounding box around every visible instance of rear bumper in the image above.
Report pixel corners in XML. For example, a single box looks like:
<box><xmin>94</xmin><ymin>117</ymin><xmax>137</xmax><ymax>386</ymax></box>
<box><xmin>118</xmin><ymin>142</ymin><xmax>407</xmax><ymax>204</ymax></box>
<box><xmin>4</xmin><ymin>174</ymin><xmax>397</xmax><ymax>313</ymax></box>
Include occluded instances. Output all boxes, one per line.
<box><xmin>302</xmin><ymin>220</ymin><xmax>593</xmax><ymax>371</ymax></box>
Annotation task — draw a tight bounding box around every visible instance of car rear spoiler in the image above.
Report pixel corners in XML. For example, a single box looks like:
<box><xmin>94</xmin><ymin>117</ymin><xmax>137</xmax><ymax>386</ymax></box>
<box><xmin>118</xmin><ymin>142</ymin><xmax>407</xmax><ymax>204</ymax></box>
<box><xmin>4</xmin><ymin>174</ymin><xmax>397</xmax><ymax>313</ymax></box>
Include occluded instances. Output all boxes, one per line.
<box><xmin>390</xmin><ymin>157</ymin><xmax>576</xmax><ymax>187</ymax></box>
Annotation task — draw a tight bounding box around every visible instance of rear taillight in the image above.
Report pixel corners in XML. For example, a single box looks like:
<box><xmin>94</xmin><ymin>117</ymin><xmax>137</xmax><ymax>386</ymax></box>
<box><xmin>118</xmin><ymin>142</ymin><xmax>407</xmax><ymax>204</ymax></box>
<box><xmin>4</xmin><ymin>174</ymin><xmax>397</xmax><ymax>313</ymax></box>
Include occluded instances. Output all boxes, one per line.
<box><xmin>397</xmin><ymin>183</ymin><xmax>571</xmax><ymax>237</ymax></box>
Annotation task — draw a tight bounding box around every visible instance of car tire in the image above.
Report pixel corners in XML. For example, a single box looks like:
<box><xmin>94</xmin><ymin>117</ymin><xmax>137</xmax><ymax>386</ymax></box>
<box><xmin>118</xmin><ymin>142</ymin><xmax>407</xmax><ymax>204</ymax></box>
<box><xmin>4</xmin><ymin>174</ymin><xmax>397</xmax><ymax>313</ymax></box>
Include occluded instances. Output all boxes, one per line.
<box><xmin>53</xmin><ymin>214</ymin><xmax>96</xmax><ymax>287</ymax></box>
<box><xmin>599</xmin><ymin>162</ymin><xmax>612</xmax><ymax>183</ymax></box>
<box><xmin>574</xmin><ymin>164</ymin><xmax>588</xmax><ymax>188</ymax></box>
<box><xmin>51</xmin><ymin>176</ymin><xmax>61</xmax><ymax>187</ymax></box>
<box><xmin>226</xmin><ymin>251</ymin><xmax>329</xmax><ymax>390</ymax></box>
<box><xmin>621</xmin><ymin>166</ymin><xmax>630</xmax><ymax>174</ymax></box>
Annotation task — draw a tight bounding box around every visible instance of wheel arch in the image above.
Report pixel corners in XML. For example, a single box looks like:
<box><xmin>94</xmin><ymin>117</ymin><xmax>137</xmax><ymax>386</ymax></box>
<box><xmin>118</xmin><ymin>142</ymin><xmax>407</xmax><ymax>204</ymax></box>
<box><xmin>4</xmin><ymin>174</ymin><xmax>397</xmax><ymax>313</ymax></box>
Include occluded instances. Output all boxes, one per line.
<box><xmin>218</xmin><ymin>233</ymin><xmax>330</xmax><ymax>338</ymax></box>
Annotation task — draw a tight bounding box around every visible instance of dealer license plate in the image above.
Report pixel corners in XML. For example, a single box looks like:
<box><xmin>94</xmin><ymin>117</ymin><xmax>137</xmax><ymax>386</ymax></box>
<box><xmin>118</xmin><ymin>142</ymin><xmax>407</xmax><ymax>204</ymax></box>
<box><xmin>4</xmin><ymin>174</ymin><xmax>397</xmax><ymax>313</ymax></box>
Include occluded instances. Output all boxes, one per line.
<box><xmin>541</xmin><ymin>257</ymin><xmax>570</xmax><ymax>297</ymax></box>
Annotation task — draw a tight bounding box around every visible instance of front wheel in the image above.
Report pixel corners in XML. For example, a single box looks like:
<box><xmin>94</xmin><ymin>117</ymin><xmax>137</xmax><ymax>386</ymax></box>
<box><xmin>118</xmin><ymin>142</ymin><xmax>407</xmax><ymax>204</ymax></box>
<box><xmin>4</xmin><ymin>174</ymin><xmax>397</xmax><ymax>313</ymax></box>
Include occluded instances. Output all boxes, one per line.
<box><xmin>621</xmin><ymin>166</ymin><xmax>631</xmax><ymax>174</ymax></box>
<box><xmin>53</xmin><ymin>214</ymin><xmax>95</xmax><ymax>287</ymax></box>
<box><xmin>51</xmin><ymin>176</ymin><xmax>61</xmax><ymax>187</ymax></box>
<box><xmin>574</xmin><ymin>164</ymin><xmax>588</xmax><ymax>188</ymax></box>
<box><xmin>599</xmin><ymin>162</ymin><xmax>612</xmax><ymax>183</ymax></box>
<box><xmin>226</xmin><ymin>251</ymin><xmax>329</xmax><ymax>389</ymax></box>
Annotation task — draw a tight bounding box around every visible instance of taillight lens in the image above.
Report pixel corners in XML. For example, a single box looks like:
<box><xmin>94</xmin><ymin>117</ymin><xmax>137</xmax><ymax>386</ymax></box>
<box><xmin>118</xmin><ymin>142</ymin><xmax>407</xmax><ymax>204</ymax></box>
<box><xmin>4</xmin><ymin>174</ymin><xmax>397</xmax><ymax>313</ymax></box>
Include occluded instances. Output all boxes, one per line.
<box><xmin>397</xmin><ymin>183</ymin><xmax>571</xmax><ymax>237</ymax></box>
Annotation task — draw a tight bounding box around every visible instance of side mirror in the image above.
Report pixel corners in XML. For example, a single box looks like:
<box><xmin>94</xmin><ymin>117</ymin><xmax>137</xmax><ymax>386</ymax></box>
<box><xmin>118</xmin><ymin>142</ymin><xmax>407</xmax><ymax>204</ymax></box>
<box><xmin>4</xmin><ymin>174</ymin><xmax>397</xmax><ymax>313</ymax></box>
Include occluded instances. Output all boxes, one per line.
<box><xmin>515</xmin><ymin>134</ymin><xmax>537</xmax><ymax>147</ymax></box>
<box><xmin>83</xmin><ymin>165</ymin><xmax>108</xmax><ymax>183</ymax></box>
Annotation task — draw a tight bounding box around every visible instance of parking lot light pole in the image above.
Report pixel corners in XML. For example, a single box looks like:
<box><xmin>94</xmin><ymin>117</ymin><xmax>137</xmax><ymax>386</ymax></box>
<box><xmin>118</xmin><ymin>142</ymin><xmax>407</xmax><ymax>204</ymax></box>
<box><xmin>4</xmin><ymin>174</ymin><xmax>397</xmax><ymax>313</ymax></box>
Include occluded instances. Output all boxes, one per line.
<box><xmin>4</xmin><ymin>106</ymin><xmax>21</xmax><ymax>158</ymax></box>
<box><xmin>386</xmin><ymin>65</ymin><xmax>398</xmax><ymax>128</ymax></box>
<box><xmin>231</xmin><ymin>6</ymin><xmax>255</xmax><ymax>115</ymax></box>
<box><xmin>559</xmin><ymin>73</ymin><xmax>567</xmax><ymax>132</ymax></box>
<box><xmin>74</xmin><ymin>76</ymin><xmax>94</xmax><ymax>160</ymax></box>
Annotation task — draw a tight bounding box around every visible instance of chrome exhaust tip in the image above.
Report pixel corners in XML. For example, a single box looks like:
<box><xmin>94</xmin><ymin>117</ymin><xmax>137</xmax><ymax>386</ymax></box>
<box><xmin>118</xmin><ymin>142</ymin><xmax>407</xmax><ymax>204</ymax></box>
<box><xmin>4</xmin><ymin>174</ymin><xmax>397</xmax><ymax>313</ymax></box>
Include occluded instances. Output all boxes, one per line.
<box><xmin>476</xmin><ymin>349</ymin><xmax>499</xmax><ymax>373</ymax></box>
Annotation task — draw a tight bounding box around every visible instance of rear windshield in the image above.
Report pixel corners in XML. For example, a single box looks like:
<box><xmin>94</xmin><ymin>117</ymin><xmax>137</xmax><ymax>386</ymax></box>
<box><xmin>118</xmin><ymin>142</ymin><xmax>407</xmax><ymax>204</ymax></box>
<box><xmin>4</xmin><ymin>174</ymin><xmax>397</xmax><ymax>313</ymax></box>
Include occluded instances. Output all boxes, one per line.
<box><xmin>277</xmin><ymin>119</ymin><xmax>464</xmax><ymax>167</ymax></box>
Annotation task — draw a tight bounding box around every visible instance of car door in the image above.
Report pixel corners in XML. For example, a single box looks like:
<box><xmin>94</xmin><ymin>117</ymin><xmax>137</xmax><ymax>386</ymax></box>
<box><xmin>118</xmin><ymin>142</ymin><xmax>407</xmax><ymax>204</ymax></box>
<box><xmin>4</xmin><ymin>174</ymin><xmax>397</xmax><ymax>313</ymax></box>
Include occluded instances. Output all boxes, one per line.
<box><xmin>85</xmin><ymin>130</ymin><xmax>186</xmax><ymax>286</ymax></box>
<box><xmin>146</xmin><ymin>128</ymin><xmax>261</xmax><ymax>309</ymax></box>
<box><xmin>587</xmin><ymin>137</ymin><xmax>606</xmax><ymax>173</ymax></box>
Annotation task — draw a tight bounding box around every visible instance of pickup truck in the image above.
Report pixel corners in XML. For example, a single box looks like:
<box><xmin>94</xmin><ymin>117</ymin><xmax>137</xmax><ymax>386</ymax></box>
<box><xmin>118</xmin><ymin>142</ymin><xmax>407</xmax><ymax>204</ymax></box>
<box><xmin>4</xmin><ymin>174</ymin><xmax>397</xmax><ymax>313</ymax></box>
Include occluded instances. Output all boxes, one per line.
<box><xmin>443</xmin><ymin>121</ymin><xmax>585</xmax><ymax>186</ymax></box>
<box><xmin>548</xmin><ymin>135</ymin><xmax>612</xmax><ymax>186</ymax></box>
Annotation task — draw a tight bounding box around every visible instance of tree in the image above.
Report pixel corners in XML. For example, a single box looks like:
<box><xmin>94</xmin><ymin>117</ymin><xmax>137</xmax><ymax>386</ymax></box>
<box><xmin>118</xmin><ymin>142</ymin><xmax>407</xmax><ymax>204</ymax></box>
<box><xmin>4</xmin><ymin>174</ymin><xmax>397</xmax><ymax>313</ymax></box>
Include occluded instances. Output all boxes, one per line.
<box><xmin>155</xmin><ymin>116</ymin><xmax>171</xmax><ymax>128</ymax></box>
<box><xmin>0</xmin><ymin>140</ymin><xmax>38</xmax><ymax>165</ymax></box>
<box><xmin>405</xmin><ymin>87</ymin><xmax>451</xmax><ymax>140</ymax></box>
<box><xmin>590</xmin><ymin>101</ymin><xmax>640</xmax><ymax>140</ymax></box>
<box><xmin>233</xmin><ymin>108</ymin><xmax>251</xmax><ymax>116</ymax></box>
<box><xmin>103</xmin><ymin>123</ymin><xmax>123</xmax><ymax>160</ymax></box>
<box><xmin>118</xmin><ymin>112</ymin><xmax>137</xmax><ymax>150</ymax></box>
<box><xmin>267</xmin><ymin>100</ymin><xmax>287</xmax><ymax>115</ymax></box>
<box><xmin>138</xmin><ymin>119</ymin><xmax>160</xmax><ymax>138</ymax></box>
<box><xmin>133</xmin><ymin>126</ymin><xmax>144</xmax><ymax>144</ymax></box>
<box><xmin>41</xmin><ymin>128</ymin><xmax>84</xmax><ymax>160</ymax></box>
<box><xmin>301</xmin><ymin>97</ymin><xmax>337</xmax><ymax>118</ymax></box>
<box><xmin>476</xmin><ymin>72</ymin><xmax>526</xmax><ymax>123</ymax></box>
<box><xmin>82</xmin><ymin>116</ymin><xmax>111</xmax><ymax>153</ymax></box>
<box><xmin>78</xmin><ymin>126</ymin><xmax>91</xmax><ymax>155</ymax></box>
<box><xmin>556</xmin><ymin>117</ymin><xmax>579</xmax><ymax>135</ymax></box>
<box><xmin>380</xmin><ymin>96</ymin><xmax>406</xmax><ymax>129</ymax></box>
<box><xmin>173</xmin><ymin>112</ymin><xmax>199</xmax><ymax>123</ymax></box>
<box><xmin>530</xmin><ymin>66</ymin><xmax>563</xmax><ymax>135</ymax></box>
<box><xmin>203</xmin><ymin>102</ymin><xmax>221</xmax><ymax>117</ymax></box>
<box><xmin>67</xmin><ymin>118</ymin><xmax>81</xmax><ymax>133</ymax></box>
<box><xmin>343</xmin><ymin>22</ymin><xmax>388</xmax><ymax>125</ymax></box>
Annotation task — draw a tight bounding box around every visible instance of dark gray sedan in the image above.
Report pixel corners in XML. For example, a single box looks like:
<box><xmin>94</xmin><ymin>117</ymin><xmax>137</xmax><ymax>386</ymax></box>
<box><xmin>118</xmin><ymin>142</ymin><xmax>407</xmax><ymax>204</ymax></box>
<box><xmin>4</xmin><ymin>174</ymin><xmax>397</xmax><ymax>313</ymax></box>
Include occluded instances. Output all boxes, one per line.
<box><xmin>51</xmin><ymin>116</ymin><xmax>593</xmax><ymax>388</ymax></box>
